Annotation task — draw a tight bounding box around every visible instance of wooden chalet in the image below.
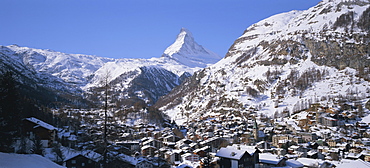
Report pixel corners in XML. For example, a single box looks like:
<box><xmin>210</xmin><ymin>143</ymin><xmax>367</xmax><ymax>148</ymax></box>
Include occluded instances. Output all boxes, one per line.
<box><xmin>22</xmin><ymin>117</ymin><xmax>57</xmax><ymax>147</ymax></box>
<box><xmin>215</xmin><ymin>144</ymin><xmax>260</xmax><ymax>168</ymax></box>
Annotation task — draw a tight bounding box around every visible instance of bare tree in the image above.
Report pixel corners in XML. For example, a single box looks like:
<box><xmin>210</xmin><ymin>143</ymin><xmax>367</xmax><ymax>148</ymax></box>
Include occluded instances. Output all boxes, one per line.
<box><xmin>100</xmin><ymin>69</ymin><xmax>111</xmax><ymax>167</ymax></box>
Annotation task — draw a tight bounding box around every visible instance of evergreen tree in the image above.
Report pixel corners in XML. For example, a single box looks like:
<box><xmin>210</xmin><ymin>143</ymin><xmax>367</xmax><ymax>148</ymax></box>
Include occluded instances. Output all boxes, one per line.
<box><xmin>32</xmin><ymin>136</ymin><xmax>44</xmax><ymax>156</ymax></box>
<box><xmin>52</xmin><ymin>143</ymin><xmax>64</xmax><ymax>165</ymax></box>
<box><xmin>0</xmin><ymin>71</ymin><xmax>22</xmax><ymax>152</ymax></box>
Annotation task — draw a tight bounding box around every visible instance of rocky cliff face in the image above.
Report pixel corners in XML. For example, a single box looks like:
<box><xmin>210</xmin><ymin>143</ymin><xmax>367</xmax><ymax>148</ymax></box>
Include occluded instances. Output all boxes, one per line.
<box><xmin>155</xmin><ymin>0</ymin><xmax>370</xmax><ymax>124</ymax></box>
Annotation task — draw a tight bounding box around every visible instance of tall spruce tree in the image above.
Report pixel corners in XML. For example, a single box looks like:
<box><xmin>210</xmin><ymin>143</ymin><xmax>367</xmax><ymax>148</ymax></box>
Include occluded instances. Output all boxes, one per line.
<box><xmin>0</xmin><ymin>71</ymin><xmax>22</xmax><ymax>152</ymax></box>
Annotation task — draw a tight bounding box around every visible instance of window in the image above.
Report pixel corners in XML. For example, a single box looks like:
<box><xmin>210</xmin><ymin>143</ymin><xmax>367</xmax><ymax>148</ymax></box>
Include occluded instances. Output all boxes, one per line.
<box><xmin>71</xmin><ymin>160</ymin><xmax>76</xmax><ymax>164</ymax></box>
<box><xmin>82</xmin><ymin>162</ymin><xmax>85</xmax><ymax>167</ymax></box>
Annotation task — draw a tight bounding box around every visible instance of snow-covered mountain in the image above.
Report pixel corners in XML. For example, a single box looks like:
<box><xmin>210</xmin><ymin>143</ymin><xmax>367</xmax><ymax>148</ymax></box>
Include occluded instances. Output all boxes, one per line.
<box><xmin>162</xmin><ymin>28</ymin><xmax>222</xmax><ymax>68</ymax></box>
<box><xmin>155</xmin><ymin>0</ymin><xmax>370</xmax><ymax>124</ymax></box>
<box><xmin>0</xmin><ymin>28</ymin><xmax>221</xmax><ymax>107</ymax></box>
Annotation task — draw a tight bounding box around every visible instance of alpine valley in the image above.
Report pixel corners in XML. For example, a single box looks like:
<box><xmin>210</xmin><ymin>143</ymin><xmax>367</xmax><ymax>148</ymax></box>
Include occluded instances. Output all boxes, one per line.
<box><xmin>1</xmin><ymin>0</ymin><xmax>370</xmax><ymax>167</ymax></box>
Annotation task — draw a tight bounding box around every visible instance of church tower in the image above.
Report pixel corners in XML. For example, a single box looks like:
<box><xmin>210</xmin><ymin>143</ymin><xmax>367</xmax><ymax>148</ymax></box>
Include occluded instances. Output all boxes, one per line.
<box><xmin>253</xmin><ymin>117</ymin><xmax>259</xmax><ymax>142</ymax></box>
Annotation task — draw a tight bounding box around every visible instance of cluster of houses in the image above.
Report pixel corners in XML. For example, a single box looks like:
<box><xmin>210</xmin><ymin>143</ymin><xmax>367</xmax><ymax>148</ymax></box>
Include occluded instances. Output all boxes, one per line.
<box><xmin>21</xmin><ymin>102</ymin><xmax>370</xmax><ymax>168</ymax></box>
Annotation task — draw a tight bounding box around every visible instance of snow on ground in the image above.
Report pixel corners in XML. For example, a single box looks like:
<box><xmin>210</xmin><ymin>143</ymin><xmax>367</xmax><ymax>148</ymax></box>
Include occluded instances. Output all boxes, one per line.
<box><xmin>361</xmin><ymin>114</ymin><xmax>370</xmax><ymax>124</ymax></box>
<box><xmin>0</xmin><ymin>152</ymin><xmax>65</xmax><ymax>168</ymax></box>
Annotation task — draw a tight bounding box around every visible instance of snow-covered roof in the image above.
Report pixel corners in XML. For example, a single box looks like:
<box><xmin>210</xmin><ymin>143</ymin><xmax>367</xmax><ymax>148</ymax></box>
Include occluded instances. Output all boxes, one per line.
<box><xmin>194</xmin><ymin>146</ymin><xmax>209</xmax><ymax>153</ymax></box>
<box><xmin>200</xmin><ymin>136</ymin><xmax>219</xmax><ymax>145</ymax></box>
<box><xmin>230</xmin><ymin>144</ymin><xmax>259</xmax><ymax>155</ymax></box>
<box><xmin>296</xmin><ymin>158</ymin><xmax>320</xmax><ymax>167</ymax></box>
<box><xmin>216</xmin><ymin>145</ymin><xmax>258</xmax><ymax>160</ymax></box>
<box><xmin>288</xmin><ymin>145</ymin><xmax>301</xmax><ymax>150</ymax></box>
<box><xmin>24</xmin><ymin>117</ymin><xmax>56</xmax><ymax>131</ymax></box>
<box><xmin>216</xmin><ymin>147</ymin><xmax>247</xmax><ymax>160</ymax></box>
<box><xmin>64</xmin><ymin>150</ymin><xmax>102</xmax><ymax>162</ymax></box>
<box><xmin>259</xmin><ymin>153</ymin><xmax>285</xmax><ymax>165</ymax></box>
<box><xmin>334</xmin><ymin>159</ymin><xmax>370</xmax><ymax>168</ymax></box>
<box><xmin>286</xmin><ymin>159</ymin><xmax>304</xmax><ymax>168</ymax></box>
<box><xmin>141</xmin><ymin>145</ymin><xmax>157</xmax><ymax>150</ymax></box>
<box><xmin>346</xmin><ymin>152</ymin><xmax>363</xmax><ymax>159</ymax></box>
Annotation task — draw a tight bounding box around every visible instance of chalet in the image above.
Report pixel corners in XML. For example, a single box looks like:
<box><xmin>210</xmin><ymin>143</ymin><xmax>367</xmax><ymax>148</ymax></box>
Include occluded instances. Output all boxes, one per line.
<box><xmin>181</xmin><ymin>153</ymin><xmax>200</xmax><ymax>163</ymax></box>
<box><xmin>357</xmin><ymin>122</ymin><xmax>369</xmax><ymax>129</ymax></box>
<box><xmin>258</xmin><ymin>153</ymin><xmax>288</xmax><ymax>167</ymax></box>
<box><xmin>143</xmin><ymin>139</ymin><xmax>163</xmax><ymax>149</ymax></box>
<box><xmin>22</xmin><ymin>117</ymin><xmax>57</xmax><ymax>147</ymax></box>
<box><xmin>275</xmin><ymin>136</ymin><xmax>300</xmax><ymax>149</ymax></box>
<box><xmin>340</xmin><ymin>137</ymin><xmax>352</xmax><ymax>143</ymax></box>
<box><xmin>363</xmin><ymin>130</ymin><xmax>370</xmax><ymax>138</ymax></box>
<box><xmin>163</xmin><ymin>134</ymin><xmax>181</xmax><ymax>143</ymax></box>
<box><xmin>326</xmin><ymin>107</ymin><xmax>340</xmax><ymax>114</ymax></box>
<box><xmin>141</xmin><ymin>145</ymin><xmax>157</xmax><ymax>157</ymax></box>
<box><xmin>346</xmin><ymin>153</ymin><xmax>365</xmax><ymax>160</ymax></box>
<box><xmin>288</xmin><ymin>145</ymin><xmax>305</xmax><ymax>155</ymax></box>
<box><xmin>286</xmin><ymin>120</ymin><xmax>302</xmax><ymax>133</ymax></box>
<box><xmin>353</xmin><ymin>139</ymin><xmax>367</xmax><ymax>147</ymax></box>
<box><xmin>165</xmin><ymin>150</ymin><xmax>182</xmax><ymax>165</ymax></box>
<box><xmin>215</xmin><ymin>145</ymin><xmax>260</xmax><ymax>168</ymax></box>
<box><xmin>116</xmin><ymin>141</ymin><xmax>140</xmax><ymax>152</ymax></box>
<box><xmin>363</xmin><ymin>152</ymin><xmax>370</xmax><ymax>162</ymax></box>
<box><xmin>298</xmin><ymin>132</ymin><xmax>318</xmax><ymax>142</ymax></box>
<box><xmin>307</xmin><ymin>150</ymin><xmax>319</xmax><ymax>159</ymax></box>
<box><xmin>326</xmin><ymin>138</ymin><xmax>337</xmax><ymax>147</ymax></box>
<box><xmin>200</xmin><ymin>136</ymin><xmax>227</xmax><ymax>152</ymax></box>
<box><xmin>176</xmin><ymin>139</ymin><xmax>193</xmax><ymax>149</ymax></box>
<box><xmin>193</xmin><ymin>146</ymin><xmax>209</xmax><ymax>157</ymax></box>
<box><xmin>319</xmin><ymin>114</ymin><xmax>338</xmax><ymax>127</ymax></box>
<box><xmin>64</xmin><ymin>151</ymin><xmax>101</xmax><ymax>168</ymax></box>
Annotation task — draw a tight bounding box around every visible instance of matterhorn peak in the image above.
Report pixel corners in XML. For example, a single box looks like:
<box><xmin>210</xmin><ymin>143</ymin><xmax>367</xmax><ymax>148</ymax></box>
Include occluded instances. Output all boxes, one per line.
<box><xmin>162</xmin><ymin>28</ymin><xmax>222</xmax><ymax>68</ymax></box>
<box><xmin>163</xmin><ymin>28</ymin><xmax>195</xmax><ymax>56</ymax></box>
<box><xmin>179</xmin><ymin>27</ymin><xmax>194</xmax><ymax>40</ymax></box>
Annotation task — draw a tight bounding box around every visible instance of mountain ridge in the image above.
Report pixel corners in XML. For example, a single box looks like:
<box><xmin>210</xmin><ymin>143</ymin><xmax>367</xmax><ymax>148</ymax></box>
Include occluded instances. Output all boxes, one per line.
<box><xmin>0</xmin><ymin>28</ymin><xmax>222</xmax><ymax>107</ymax></box>
<box><xmin>155</xmin><ymin>0</ymin><xmax>370</xmax><ymax>124</ymax></box>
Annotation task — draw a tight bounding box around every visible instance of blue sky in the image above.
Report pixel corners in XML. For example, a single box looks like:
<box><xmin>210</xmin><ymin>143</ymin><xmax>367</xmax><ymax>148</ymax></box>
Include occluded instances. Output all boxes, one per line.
<box><xmin>1</xmin><ymin>0</ymin><xmax>322</xmax><ymax>59</ymax></box>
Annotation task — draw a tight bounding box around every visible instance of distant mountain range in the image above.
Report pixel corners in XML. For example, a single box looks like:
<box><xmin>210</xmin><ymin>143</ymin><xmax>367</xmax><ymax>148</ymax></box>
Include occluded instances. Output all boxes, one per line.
<box><xmin>0</xmin><ymin>28</ymin><xmax>221</xmax><ymax>107</ymax></box>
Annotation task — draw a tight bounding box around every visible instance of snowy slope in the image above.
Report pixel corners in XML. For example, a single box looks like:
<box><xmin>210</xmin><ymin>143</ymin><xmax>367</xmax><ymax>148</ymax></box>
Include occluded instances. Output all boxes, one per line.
<box><xmin>162</xmin><ymin>28</ymin><xmax>222</xmax><ymax>68</ymax></box>
<box><xmin>0</xmin><ymin>152</ymin><xmax>64</xmax><ymax>168</ymax></box>
<box><xmin>155</xmin><ymin>0</ymin><xmax>370</xmax><ymax>124</ymax></box>
<box><xmin>6</xmin><ymin>44</ymin><xmax>113</xmax><ymax>86</ymax></box>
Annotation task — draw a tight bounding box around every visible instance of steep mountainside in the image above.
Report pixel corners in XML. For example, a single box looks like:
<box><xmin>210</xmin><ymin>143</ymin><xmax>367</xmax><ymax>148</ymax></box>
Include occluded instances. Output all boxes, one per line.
<box><xmin>155</xmin><ymin>0</ymin><xmax>370</xmax><ymax>124</ymax></box>
<box><xmin>0</xmin><ymin>28</ymin><xmax>221</xmax><ymax>107</ymax></box>
<box><xmin>0</xmin><ymin>46</ymin><xmax>81</xmax><ymax>106</ymax></box>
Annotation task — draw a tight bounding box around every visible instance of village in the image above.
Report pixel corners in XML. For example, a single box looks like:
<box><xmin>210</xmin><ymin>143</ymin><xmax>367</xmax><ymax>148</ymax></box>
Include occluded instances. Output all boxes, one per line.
<box><xmin>22</xmin><ymin>102</ymin><xmax>370</xmax><ymax>168</ymax></box>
